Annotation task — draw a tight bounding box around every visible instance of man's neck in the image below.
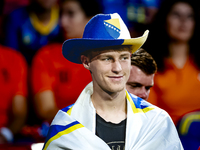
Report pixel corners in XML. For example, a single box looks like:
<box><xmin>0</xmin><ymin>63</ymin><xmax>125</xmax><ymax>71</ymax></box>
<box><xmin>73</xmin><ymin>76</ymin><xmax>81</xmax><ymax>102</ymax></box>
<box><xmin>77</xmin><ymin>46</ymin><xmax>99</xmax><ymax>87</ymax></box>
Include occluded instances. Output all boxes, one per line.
<box><xmin>91</xmin><ymin>89</ymin><xmax>127</xmax><ymax>124</ymax></box>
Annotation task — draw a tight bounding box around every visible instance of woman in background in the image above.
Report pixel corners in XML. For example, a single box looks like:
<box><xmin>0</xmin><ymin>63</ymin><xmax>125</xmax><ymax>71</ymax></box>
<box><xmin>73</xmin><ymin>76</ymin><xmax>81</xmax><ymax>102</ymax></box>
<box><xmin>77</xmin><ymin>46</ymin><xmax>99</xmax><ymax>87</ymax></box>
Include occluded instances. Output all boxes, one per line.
<box><xmin>143</xmin><ymin>0</ymin><xmax>200</xmax><ymax>149</ymax></box>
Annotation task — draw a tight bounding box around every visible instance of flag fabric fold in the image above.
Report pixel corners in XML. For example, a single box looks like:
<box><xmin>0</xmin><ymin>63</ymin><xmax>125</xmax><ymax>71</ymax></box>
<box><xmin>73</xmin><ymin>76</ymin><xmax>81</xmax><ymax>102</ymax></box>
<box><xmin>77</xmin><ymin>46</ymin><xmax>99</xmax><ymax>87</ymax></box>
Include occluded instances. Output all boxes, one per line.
<box><xmin>43</xmin><ymin>82</ymin><xmax>183</xmax><ymax>150</ymax></box>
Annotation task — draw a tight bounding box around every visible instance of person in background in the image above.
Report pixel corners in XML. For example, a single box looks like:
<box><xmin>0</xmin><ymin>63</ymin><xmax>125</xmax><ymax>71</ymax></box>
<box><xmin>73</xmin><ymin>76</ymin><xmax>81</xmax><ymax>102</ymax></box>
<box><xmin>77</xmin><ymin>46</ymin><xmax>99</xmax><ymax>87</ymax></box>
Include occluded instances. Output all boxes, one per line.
<box><xmin>3</xmin><ymin>0</ymin><xmax>60</xmax><ymax>65</ymax></box>
<box><xmin>43</xmin><ymin>13</ymin><xmax>183</xmax><ymax>150</ymax></box>
<box><xmin>0</xmin><ymin>46</ymin><xmax>28</xmax><ymax>144</ymax></box>
<box><xmin>126</xmin><ymin>48</ymin><xmax>157</xmax><ymax>100</ymax></box>
<box><xmin>0</xmin><ymin>0</ymin><xmax>28</xmax><ymax>145</ymax></box>
<box><xmin>143</xmin><ymin>0</ymin><xmax>200</xmax><ymax>149</ymax></box>
<box><xmin>60</xmin><ymin>0</ymin><xmax>102</xmax><ymax>40</ymax></box>
<box><xmin>31</xmin><ymin>0</ymin><xmax>102</xmax><ymax>124</ymax></box>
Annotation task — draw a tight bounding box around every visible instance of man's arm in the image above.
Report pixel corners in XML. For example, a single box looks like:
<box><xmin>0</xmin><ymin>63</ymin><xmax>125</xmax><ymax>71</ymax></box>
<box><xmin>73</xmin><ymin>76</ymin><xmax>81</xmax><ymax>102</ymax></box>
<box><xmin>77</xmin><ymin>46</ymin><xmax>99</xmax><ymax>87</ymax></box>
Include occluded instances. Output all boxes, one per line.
<box><xmin>34</xmin><ymin>90</ymin><xmax>59</xmax><ymax>123</ymax></box>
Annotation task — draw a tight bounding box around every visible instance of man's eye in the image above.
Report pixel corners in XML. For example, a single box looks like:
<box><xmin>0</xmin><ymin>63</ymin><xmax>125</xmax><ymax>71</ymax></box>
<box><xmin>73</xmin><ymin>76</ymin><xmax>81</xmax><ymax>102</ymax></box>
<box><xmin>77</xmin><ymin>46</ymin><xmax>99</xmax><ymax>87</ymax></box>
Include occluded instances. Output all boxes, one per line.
<box><xmin>127</xmin><ymin>84</ymin><xmax>138</xmax><ymax>88</ymax></box>
<box><xmin>130</xmin><ymin>86</ymin><xmax>137</xmax><ymax>89</ymax></box>
<box><xmin>145</xmin><ymin>86</ymin><xmax>152</xmax><ymax>91</ymax></box>
<box><xmin>121</xmin><ymin>57</ymin><xmax>129</xmax><ymax>60</ymax></box>
<box><xmin>102</xmin><ymin>58</ymin><xmax>111</xmax><ymax>61</ymax></box>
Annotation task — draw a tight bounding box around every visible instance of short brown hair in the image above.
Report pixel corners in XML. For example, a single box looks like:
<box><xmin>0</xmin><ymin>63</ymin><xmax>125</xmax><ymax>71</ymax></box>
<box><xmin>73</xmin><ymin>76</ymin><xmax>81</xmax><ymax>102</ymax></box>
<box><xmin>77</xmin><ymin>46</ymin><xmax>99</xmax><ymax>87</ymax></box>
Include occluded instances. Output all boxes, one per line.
<box><xmin>131</xmin><ymin>48</ymin><xmax>157</xmax><ymax>75</ymax></box>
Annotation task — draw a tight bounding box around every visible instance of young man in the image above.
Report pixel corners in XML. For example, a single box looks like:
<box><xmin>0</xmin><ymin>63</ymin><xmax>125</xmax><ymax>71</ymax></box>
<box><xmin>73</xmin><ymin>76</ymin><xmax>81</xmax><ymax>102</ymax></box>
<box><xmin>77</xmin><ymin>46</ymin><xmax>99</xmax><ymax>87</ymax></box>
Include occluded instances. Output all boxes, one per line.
<box><xmin>126</xmin><ymin>48</ymin><xmax>157</xmax><ymax>100</ymax></box>
<box><xmin>42</xmin><ymin>13</ymin><xmax>183</xmax><ymax>150</ymax></box>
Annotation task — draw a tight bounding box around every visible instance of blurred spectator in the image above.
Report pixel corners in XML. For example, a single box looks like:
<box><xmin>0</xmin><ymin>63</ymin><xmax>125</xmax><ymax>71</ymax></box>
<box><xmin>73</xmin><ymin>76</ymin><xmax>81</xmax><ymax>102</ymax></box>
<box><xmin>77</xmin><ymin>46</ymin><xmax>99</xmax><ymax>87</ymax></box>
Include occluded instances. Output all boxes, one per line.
<box><xmin>126</xmin><ymin>48</ymin><xmax>157</xmax><ymax>100</ymax></box>
<box><xmin>60</xmin><ymin>0</ymin><xmax>102</xmax><ymax>40</ymax></box>
<box><xmin>0</xmin><ymin>46</ymin><xmax>28</xmax><ymax>144</ymax></box>
<box><xmin>3</xmin><ymin>0</ymin><xmax>61</xmax><ymax>65</ymax></box>
<box><xmin>176</xmin><ymin>110</ymin><xmax>200</xmax><ymax>150</ymax></box>
<box><xmin>30</xmin><ymin>0</ymin><xmax>102</xmax><ymax>124</ymax></box>
<box><xmin>0</xmin><ymin>0</ymin><xmax>29</xmax><ymax>42</ymax></box>
<box><xmin>143</xmin><ymin>0</ymin><xmax>200</xmax><ymax>149</ymax></box>
<box><xmin>0</xmin><ymin>0</ymin><xmax>28</xmax><ymax>145</ymax></box>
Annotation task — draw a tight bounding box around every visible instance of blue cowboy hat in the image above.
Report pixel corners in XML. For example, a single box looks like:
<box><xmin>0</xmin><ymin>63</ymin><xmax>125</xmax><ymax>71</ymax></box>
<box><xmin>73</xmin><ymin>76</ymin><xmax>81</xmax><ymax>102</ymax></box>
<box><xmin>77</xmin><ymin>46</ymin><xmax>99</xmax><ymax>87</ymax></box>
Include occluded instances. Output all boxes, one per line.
<box><xmin>62</xmin><ymin>13</ymin><xmax>149</xmax><ymax>64</ymax></box>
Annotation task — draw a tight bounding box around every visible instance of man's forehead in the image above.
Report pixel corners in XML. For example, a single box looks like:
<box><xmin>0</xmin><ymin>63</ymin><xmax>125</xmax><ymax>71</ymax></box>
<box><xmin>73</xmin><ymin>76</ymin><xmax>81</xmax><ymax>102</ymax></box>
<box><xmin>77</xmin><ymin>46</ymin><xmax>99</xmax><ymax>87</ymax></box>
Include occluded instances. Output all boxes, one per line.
<box><xmin>88</xmin><ymin>51</ymin><xmax>130</xmax><ymax>62</ymax></box>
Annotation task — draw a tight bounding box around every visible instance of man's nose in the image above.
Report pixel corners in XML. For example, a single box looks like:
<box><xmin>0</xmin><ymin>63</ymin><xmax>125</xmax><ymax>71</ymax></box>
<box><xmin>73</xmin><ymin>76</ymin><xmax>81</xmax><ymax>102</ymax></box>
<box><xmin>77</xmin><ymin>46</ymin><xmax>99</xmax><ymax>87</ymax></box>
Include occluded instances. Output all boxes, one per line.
<box><xmin>138</xmin><ymin>87</ymin><xmax>148</xmax><ymax>100</ymax></box>
<box><xmin>112</xmin><ymin>60</ymin><xmax>122</xmax><ymax>72</ymax></box>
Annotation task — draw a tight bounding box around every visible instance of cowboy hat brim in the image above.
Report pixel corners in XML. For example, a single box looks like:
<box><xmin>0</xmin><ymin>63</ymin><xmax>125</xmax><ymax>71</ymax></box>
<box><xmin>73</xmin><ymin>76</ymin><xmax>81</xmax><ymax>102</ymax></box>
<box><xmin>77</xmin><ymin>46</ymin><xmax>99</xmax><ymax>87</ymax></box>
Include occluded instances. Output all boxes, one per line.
<box><xmin>62</xmin><ymin>30</ymin><xmax>149</xmax><ymax>64</ymax></box>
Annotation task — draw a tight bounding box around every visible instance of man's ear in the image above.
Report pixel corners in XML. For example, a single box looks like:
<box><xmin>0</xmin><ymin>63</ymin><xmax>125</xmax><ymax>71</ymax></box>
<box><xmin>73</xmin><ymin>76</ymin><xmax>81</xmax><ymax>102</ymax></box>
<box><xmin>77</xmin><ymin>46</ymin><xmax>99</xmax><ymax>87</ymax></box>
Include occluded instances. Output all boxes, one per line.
<box><xmin>81</xmin><ymin>55</ymin><xmax>90</xmax><ymax>70</ymax></box>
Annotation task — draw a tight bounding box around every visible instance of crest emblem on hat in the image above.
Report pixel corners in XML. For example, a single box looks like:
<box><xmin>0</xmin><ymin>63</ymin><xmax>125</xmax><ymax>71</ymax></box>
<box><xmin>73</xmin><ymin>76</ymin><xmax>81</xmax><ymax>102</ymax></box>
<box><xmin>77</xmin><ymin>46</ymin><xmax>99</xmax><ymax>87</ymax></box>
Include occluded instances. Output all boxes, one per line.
<box><xmin>104</xmin><ymin>18</ymin><xmax>121</xmax><ymax>39</ymax></box>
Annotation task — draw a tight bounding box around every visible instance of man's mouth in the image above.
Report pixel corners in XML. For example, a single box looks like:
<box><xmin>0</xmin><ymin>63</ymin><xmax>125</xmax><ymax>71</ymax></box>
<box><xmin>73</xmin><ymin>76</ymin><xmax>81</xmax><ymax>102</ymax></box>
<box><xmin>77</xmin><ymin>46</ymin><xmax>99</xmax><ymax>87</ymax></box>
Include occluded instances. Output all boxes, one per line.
<box><xmin>108</xmin><ymin>75</ymin><xmax>123</xmax><ymax>81</ymax></box>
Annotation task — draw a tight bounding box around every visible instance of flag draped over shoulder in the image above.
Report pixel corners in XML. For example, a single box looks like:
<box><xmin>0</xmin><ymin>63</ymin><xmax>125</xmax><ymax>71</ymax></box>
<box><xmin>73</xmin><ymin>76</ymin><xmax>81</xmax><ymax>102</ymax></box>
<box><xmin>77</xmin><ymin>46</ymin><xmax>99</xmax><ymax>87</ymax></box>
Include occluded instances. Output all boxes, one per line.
<box><xmin>43</xmin><ymin>82</ymin><xmax>183</xmax><ymax>150</ymax></box>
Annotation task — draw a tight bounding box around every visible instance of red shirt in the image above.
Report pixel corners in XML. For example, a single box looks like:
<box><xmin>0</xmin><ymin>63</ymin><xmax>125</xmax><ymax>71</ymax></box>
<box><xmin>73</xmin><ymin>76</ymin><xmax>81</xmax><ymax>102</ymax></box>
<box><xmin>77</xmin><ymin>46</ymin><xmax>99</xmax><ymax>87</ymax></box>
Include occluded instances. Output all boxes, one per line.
<box><xmin>31</xmin><ymin>43</ymin><xmax>92</xmax><ymax>109</ymax></box>
<box><xmin>148</xmin><ymin>58</ymin><xmax>200</xmax><ymax>125</ymax></box>
<box><xmin>0</xmin><ymin>45</ymin><xmax>27</xmax><ymax>127</ymax></box>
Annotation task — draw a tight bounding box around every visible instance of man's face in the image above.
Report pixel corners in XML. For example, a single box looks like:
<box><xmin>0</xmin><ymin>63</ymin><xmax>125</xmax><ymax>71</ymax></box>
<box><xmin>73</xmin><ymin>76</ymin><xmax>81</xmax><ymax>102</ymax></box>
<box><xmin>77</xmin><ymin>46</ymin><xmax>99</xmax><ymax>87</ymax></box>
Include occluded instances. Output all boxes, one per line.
<box><xmin>126</xmin><ymin>65</ymin><xmax>154</xmax><ymax>100</ymax></box>
<box><xmin>86</xmin><ymin>49</ymin><xmax>131</xmax><ymax>94</ymax></box>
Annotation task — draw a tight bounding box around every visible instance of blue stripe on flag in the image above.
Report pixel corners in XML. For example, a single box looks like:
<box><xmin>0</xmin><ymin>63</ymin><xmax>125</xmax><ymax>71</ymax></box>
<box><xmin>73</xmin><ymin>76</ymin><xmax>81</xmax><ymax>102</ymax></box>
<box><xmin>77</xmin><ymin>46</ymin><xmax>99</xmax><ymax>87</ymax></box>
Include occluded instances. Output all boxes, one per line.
<box><xmin>44</xmin><ymin>121</ymin><xmax>79</xmax><ymax>144</ymax></box>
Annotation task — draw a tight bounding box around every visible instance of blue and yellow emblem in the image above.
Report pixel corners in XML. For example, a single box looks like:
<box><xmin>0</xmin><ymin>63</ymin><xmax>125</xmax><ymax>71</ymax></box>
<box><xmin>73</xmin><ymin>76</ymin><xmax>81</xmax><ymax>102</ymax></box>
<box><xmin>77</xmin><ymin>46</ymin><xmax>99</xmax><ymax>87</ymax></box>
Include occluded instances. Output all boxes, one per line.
<box><xmin>104</xmin><ymin>18</ymin><xmax>121</xmax><ymax>39</ymax></box>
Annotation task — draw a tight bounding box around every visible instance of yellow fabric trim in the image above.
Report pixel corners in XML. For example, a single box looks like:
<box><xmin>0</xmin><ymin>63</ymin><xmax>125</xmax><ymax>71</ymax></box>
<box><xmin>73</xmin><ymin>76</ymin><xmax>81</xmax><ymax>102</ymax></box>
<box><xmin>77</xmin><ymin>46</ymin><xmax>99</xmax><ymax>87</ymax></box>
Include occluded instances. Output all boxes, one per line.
<box><xmin>126</xmin><ymin>91</ymin><xmax>154</xmax><ymax>113</ymax></box>
<box><xmin>105</xmin><ymin>18</ymin><xmax>120</xmax><ymax>29</ymax></box>
<box><xmin>30</xmin><ymin>6</ymin><xmax>59</xmax><ymax>35</ymax></box>
<box><xmin>43</xmin><ymin>123</ymin><xmax>84</xmax><ymax>150</ymax></box>
<box><xmin>179</xmin><ymin>113</ymin><xmax>200</xmax><ymax>135</ymax></box>
<box><xmin>67</xmin><ymin>106</ymin><xmax>73</xmax><ymax>115</ymax></box>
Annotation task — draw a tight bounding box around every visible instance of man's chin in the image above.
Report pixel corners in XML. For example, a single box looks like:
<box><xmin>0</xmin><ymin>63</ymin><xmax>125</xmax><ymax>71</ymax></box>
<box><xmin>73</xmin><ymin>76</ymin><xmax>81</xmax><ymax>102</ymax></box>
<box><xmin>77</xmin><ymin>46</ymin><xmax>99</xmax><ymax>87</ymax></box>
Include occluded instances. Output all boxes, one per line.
<box><xmin>104</xmin><ymin>85</ymin><xmax>125</xmax><ymax>94</ymax></box>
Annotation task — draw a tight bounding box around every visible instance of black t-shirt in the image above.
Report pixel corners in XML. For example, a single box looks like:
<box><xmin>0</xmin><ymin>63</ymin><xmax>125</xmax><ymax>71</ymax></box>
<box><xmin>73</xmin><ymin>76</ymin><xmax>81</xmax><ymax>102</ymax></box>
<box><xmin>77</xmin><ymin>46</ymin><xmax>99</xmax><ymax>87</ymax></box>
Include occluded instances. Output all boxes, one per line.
<box><xmin>96</xmin><ymin>114</ymin><xmax>126</xmax><ymax>150</ymax></box>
